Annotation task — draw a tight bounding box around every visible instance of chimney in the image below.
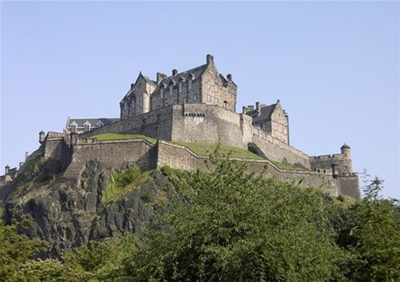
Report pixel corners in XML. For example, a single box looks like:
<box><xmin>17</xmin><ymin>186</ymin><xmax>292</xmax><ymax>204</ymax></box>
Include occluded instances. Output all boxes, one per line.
<box><xmin>39</xmin><ymin>130</ymin><xmax>45</xmax><ymax>144</ymax></box>
<box><xmin>5</xmin><ymin>165</ymin><xmax>9</xmax><ymax>175</ymax></box>
<box><xmin>19</xmin><ymin>162</ymin><xmax>24</xmax><ymax>168</ymax></box>
<box><xmin>130</xmin><ymin>83</ymin><xmax>134</xmax><ymax>90</ymax></box>
<box><xmin>157</xmin><ymin>72</ymin><xmax>166</xmax><ymax>84</ymax></box>
<box><xmin>256</xmin><ymin>102</ymin><xmax>261</xmax><ymax>112</ymax></box>
<box><xmin>25</xmin><ymin>151</ymin><xmax>28</xmax><ymax>161</ymax></box>
<box><xmin>227</xmin><ymin>74</ymin><xmax>232</xmax><ymax>81</ymax></box>
<box><xmin>206</xmin><ymin>54</ymin><xmax>214</xmax><ymax>65</ymax></box>
<box><xmin>172</xmin><ymin>69</ymin><xmax>178</xmax><ymax>76</ymax></box>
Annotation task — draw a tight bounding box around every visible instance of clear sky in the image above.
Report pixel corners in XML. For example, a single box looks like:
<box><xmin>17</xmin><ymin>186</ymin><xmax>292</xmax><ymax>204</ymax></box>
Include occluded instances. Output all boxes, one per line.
<box><xmin>1</xmin><ymin>1</ymin><xmax>399</xmax><ymax>199</ymax></box>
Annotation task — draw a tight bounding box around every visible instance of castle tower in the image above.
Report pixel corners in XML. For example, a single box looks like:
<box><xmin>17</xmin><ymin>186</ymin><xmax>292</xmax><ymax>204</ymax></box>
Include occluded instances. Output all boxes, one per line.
<box><xmin>339</xmin><ymin>143</ymin><xmax>353</xmax><ymax>175</ymax></box>
<box><xmin>340</xmin><ymin>143</ymin><xmax>351</xmax><ymax>158</ymax></box>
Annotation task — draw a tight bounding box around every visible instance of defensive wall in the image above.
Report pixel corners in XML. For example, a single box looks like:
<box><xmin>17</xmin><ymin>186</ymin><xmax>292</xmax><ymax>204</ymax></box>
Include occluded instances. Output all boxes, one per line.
<box><xmin>37</xmin><ymin>133</ymin><xmax>359</xmax><ymax>198</ymax></box>
<box><xmin>81</xmin><ymin>104</ymin><xmax>311</xmax><ymax>169</ymax></box>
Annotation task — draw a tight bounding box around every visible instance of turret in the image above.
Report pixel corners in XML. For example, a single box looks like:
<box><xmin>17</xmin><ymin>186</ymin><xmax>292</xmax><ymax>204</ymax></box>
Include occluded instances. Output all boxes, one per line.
<box><xmin>340</xmin><ymin>143</ymin><xmax>351</xmax><ymax>159</ymax></box>
<box><xmin>39</xmin><ymin>130</ymin><xmax>45</xmax><ymax>144</ymax></box>
<box><xmin>70</xmin><ymin>125</ymin><xmax>78</xmax><ymax>145</ymax></box>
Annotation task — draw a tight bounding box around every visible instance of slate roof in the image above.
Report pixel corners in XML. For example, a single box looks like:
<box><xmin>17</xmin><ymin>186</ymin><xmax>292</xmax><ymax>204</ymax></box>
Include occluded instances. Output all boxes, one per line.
<box><xmin>66</xmin><ymin>118</ymin><xmax>119</xmax><ymax>128</ymax></box>
<box><xmin>246</xmin><ymin>103</ymin><xmax>277</xmax><ymax>122</ymax></box>
<box><xmin>157</xmin><ymin>64</ymin><xmax>208</xmax><ymax>89</ymax></box>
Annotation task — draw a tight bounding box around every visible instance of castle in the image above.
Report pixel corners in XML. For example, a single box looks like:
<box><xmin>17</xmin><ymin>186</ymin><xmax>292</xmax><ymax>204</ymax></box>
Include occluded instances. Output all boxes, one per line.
<box><xmin>1</xmin><ymin>55</ymin><xmax>360</xmax><ymax>199</ymax></box>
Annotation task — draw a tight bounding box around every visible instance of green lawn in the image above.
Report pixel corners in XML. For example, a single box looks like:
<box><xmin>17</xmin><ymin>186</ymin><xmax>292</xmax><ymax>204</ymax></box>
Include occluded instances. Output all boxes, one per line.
<box><xmin>89</xmin><ymin>133</ymin><xmax>157</xmax><ymax>144</ymax></box>
<box><xmin>171</xmin><ymin>141</ymin><xmax>264</xmax><ymax>160</ymax></box>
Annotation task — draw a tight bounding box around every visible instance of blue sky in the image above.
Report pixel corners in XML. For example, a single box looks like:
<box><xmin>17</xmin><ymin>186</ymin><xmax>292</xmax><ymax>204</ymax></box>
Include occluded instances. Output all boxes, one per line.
<box><xmin>1</xmin><ymin>1</ymin><xmax>399</xmax><ymax>198</ymax></box>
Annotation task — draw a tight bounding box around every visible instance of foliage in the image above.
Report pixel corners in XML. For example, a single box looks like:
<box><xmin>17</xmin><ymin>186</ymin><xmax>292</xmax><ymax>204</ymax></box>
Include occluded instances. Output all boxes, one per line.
<box><xmin>8</xmin><ymin>150</ymin><xmax>62</xmax><ymax>200</ymax></box>
<box><xmin>0</xmin><ymin>213</ymin><xmax>47</xmax><ymax>281</ymax></box>
<box><xmin>338</xmin><ymin>174</ymin><xmax>400</xmax><ymax>281</ymax></box>
<box><xmin>101</xmin><ymin>166</ymin><xmax>150</xmax><ymax>206</ymax></box>
<box><xmin>89</xmin><ymin>133</ymin><xmax>157</xmax><ymax>144</ymax></box>
<box><xmin>129</xmin><ymin>156</ymin><xmax>351</xmax><ymax>281</ymax></box>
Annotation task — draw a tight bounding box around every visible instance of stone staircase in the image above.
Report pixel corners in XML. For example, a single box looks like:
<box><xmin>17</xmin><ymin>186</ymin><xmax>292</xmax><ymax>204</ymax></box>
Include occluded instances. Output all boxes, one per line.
<box><xmin>62</xmin><ymin>162</ymin><xmax>85</xmax><ymax>185</ymax></box>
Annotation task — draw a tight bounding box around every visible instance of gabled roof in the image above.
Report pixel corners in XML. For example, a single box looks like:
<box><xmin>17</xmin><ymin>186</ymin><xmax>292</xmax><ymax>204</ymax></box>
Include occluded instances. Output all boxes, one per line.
<box><xmin>157</xmin><ymin>64</ymin><xmax>208</xmax><ymax>90</ymax></box>
<box><xmin>138</xmin><ymin>72</ymin><xmax>156</xmax><ymax>86</ymax></box>
<box><xmin>246</xmin><ymin>103</ymin><xmax>277</xmax><ymax>123</ymax></box>
<box><xmin>66</xmin><ymin>118</ymin><xmax>119</xmax><ymax>128</ymax></box>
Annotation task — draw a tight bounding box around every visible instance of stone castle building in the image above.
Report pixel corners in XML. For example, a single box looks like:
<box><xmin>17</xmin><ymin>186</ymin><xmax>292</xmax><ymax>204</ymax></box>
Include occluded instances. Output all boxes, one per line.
<box><xmin>1</xmin><ymin>55</ymin><xmax>360</xmax><ymax>199</ymax></box>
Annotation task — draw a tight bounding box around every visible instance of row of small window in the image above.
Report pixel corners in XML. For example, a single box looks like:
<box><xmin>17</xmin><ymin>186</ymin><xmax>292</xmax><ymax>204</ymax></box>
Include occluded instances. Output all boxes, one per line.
<box><xmin>160</xmin><ymin>80</ymin><xmax>193</xmax><ymax>98</ymax></box>
<box><xmin>123</xmin><ymin>94</ymin><xmax>221</xmax><ymax>111</ymax></box>
<box><xmin>124</xmin><ymin>97</ymin><xmax>143</xmax><ymax>110</ymax></box>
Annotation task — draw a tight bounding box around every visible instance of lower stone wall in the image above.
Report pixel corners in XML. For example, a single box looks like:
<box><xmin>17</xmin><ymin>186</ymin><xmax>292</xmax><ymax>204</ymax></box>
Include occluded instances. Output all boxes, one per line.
<box><xmin>251</xmin><ymin>128</ymin><xmax>310</xmax><ymax>169</ymax></box>
<box><xmin>157</xmin><ymin>141</ymin><xmax>340</xmax><ymax>196</ymax></box>
<box><xmin>337</xmin><ymin>175</ymin><xmax>361</xmax><ymax>200</ymax></box>
<box><xmin>72</xmin><ymin>139</ymin><xmax>157</xmax><ymax>170</ymax></box>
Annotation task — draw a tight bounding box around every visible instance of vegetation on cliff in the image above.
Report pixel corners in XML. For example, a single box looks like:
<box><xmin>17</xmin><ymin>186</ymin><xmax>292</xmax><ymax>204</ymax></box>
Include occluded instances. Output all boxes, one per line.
<box><xmin>0</xmin><ymin>157</ymin><xmax>399</xmax><ymax>281</ymax></box>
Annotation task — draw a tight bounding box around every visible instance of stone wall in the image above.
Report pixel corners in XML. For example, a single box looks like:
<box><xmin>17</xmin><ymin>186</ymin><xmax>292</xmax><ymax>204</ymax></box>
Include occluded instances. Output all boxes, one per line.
<box><xmin>337</xmin><ymin>175</ymin><xmax>360</xmax><ymax>200</ymax></box>
<box><xmin>81</xmin><ymin>106</ymin><xmax>174</xmax><ymax>141</ymax></box>
<box><xmin>156</xmin><ymin>141</ymin><xmax>338</xmax><ymax>195</ymax></box>
<box><xmin>72</xmin><ymin>139</ymin><xmax>157</xmax><ymax>170</ymax></box>
<box><xmin>250</xmin><ymin>127</ymin><xmax>310</xmax><ymax>168</ymax></box>
<box><xmin>310</xmin><ymin>154</ymin><xmax>353</xmax><ymax>176</ymax></box>
<box><xmin>200</xmin><ymin>58</ymin><xmax>237</xmax><ymax>112</ymax></box>
<box><xmin>171</xmin><ymin>104</ymin><xmax>246</xmax><ymax>149</ymax></box>
<box><xmin>43</xmin><ymin>132</ymin><xmax>64</xmax><ymax>160</ymax></box>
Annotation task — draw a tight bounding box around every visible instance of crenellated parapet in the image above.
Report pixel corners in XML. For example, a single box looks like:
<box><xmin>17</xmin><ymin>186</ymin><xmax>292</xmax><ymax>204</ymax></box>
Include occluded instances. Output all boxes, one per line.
<box><xmin>310</xmin><ymin>144</ymin><xmax>354</xmax><ymax>177</ymax></box>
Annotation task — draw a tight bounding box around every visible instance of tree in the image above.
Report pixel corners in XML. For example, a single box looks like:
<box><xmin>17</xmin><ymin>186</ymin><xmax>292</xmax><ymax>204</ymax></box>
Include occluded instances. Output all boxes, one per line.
<box><xmin>0</xmin><ymin>214</ymin><xmax>46</xmax><ymax>281</ymax></box>
<box><xmin>130</xmin><ymin>156</ymin><xmax>351</xmax><ymax>281</ymax></box>
<box><xmin>341</xmin><ymin>176</ymin><xmax>400</xmax><ymax>281</ymax></box>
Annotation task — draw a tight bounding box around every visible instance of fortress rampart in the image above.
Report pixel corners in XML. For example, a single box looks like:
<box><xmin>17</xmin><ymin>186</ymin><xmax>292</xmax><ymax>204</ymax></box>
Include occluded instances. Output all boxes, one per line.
<box><xmin>31</xmin><ymin>132</ymin><xmax>359</xmax><ymax>198</ymax></box>
<box><xmin>81</xmin><ymin>104</ymin><xmax>311</xmax><ymax>169</ymax></box>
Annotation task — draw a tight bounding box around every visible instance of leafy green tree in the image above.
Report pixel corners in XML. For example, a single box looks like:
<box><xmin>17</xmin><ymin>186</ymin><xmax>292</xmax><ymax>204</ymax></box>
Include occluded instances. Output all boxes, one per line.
<box><xmin>129</xmin><ymin>157</ymin><xmax>351</xmax><ymax>281</ymax></box>
<box><xmin>0</xmin><ymin>214</ymin><xmax>46</xmax><ymax>281</ymax></box>
<box><xmin>341</xmin><ymin>176</ymin><xmax>400</xmax><ymax>281</ymax></box>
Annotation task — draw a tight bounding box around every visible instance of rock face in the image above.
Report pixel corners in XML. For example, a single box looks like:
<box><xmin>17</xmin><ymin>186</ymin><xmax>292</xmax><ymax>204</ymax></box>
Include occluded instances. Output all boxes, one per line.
<box><xmin>2</xmin><ymin>160</ymin><xmax>173</xmax><ymax>257</ymax></box>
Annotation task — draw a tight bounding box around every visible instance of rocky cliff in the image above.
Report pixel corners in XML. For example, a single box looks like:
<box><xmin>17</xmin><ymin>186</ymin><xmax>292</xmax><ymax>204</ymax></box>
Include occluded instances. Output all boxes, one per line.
<box><xmin>0</xmin><ymin>152</ymin><xmax>174</xmax><ymax>257</ymax></box>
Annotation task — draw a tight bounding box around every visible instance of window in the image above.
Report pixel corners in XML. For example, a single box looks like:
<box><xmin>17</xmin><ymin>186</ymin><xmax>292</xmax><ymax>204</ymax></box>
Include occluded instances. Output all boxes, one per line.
<box><xmin>193</xmin><ymin>94</ymin><xmax>197</xmax><ymax>101</ymax></box>
<box><xmin>214</xmin><ymin>98</ymin><xmax>218</xmax><ymax>105</ymax></box>
<box><xmin>207</xmin><ymin>95</ymin><xmax>211</xmax><ymax>102</ymax></box>
<box><xmin>179</xmin><ymin>82</ymin><xmax>182</xmax><ymax>93</ymax></box>
<box><xmin>84</xmin><ymin>124</ymin><xmax>90</xmax><ymax>132</ymax></box>
<box><xmin>124</xmin><ymin>102</ymin><xmax>127</xmax><ymax>111</ymax></box>
<box><xmin>214</xmin><ymin>83</ymin><xmax>218</xmax><ymax>92</ymax></box>
<box><xmin>169</xmin><ymin>85</ymin><xmax>173</xmax><ymax>95</ymax></box>
<box><xmin>224</xmin><ymin>101</ymin><xmax>228</xmax><ymax>108</ymax></box>
<box><xmin>131</xmin><ymin>100</ymin><xmax>135</xmax><ymax>108</ymax></box>
<box><xmin>160</xmin><ymin>88</ymin><xmax>164</xmax><ymax>99</ymax></box>
<box><xmin>71</xmin><ymin>124</ymin><xmax>77</xmax><ymax>132</ymax></box>
<box><xmin>183</xmin><ymin>97</ymin><xmax>187</xmax><ymax>103</ymax></box>
<box><xmin>139</xmin><ymin>97</ymin><xmax>142</xmax><ymax>107</ymax></box>
<box><xmin>188</xmin><ymin>80</ymin><xmax>192</xmax><ymax>90</ymax></box>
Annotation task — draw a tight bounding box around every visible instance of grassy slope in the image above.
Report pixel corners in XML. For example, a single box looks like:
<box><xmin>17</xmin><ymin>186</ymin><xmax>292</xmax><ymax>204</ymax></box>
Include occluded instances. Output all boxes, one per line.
<box><xmin>89</xmin><ymin>133</ymin><xmax>157</xmax><ymax>144</ymax></box>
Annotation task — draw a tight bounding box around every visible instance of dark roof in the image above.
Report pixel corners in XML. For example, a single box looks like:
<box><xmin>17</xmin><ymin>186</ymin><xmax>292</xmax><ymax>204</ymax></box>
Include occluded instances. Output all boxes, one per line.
<box><xmin>66</xmin><ymin>118</ymin><xmax>119</xmax><ymax>128</ymax></box>
<box><xmin>140</xmin><ymin>73</ymin><xmax>157</xmax><ymax>86</ymax></box>
<box><xmin>158</xmin><ymin>64</ymin><xmax>208</xmax><ymax>88</ymax></box>
<box><xmin>341</xmin><ymin>143</ymin><xmax>351</xmax><ymax>149</ymax></box>
<box><xmin>246</xmin><ymin>104</ymin><xmax>277</xmax><ymax>122</ymax></box>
